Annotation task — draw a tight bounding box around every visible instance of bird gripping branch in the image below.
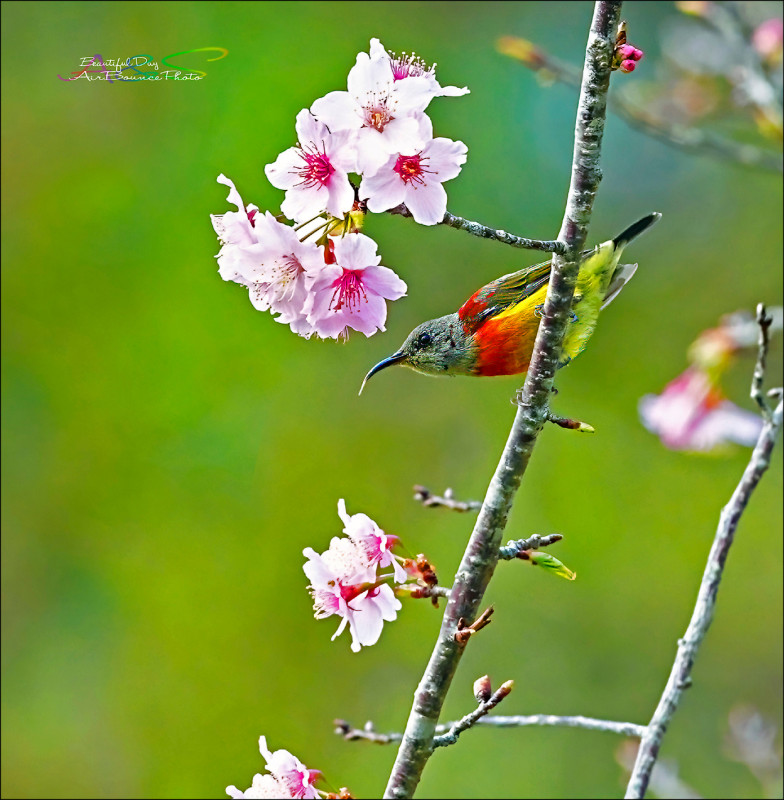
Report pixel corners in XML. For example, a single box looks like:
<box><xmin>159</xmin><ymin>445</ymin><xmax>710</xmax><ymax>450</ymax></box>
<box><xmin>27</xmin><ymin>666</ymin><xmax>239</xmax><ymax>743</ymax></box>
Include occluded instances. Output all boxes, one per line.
<box><xmin>359</xmin><ymin>213</ymin><xmax>661</xmax><ymax>394</ymax></box>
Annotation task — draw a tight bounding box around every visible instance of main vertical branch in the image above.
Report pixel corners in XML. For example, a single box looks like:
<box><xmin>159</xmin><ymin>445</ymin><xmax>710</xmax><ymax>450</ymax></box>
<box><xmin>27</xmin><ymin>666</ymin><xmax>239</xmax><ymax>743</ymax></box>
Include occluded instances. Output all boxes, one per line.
<box><xmin>383</xmin><ymin>3</ymin><xmax>622</xmax><ymax>797</ymax></box>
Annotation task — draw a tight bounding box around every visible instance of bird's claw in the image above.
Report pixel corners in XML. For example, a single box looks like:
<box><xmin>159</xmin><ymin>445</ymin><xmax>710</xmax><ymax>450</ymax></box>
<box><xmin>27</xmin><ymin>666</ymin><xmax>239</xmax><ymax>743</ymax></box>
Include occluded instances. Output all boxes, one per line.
<box><xmin>534</xmin><ymin>304</ymin><xmax>545</xmax><ymax>319</ymax></box>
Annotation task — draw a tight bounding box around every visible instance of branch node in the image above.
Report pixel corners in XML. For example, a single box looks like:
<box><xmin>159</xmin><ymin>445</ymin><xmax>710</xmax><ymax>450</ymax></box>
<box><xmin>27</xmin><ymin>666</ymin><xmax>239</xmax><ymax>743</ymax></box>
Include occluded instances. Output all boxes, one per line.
<box><xmin>454</xmin><ymin>606</ymin><xmax>495</xmax><ymax>644</ymax></box>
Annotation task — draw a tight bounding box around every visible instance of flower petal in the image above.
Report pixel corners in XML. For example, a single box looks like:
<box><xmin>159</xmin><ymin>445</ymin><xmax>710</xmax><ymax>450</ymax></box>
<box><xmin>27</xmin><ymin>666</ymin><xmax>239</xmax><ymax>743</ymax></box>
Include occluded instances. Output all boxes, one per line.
<box><xmin>405</xmin><ymin>180</ymin><xmax>448</xmax><ymax>225</ymax></box>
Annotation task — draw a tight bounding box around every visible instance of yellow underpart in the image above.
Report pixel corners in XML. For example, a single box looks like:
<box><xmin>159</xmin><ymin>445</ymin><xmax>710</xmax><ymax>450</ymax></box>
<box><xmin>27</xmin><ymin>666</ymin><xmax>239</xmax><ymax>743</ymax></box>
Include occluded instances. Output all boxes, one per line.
<box><xmin>489</xmin><ymin>240</ymin><xmax>621</xmax><ymax>366</ymax></box>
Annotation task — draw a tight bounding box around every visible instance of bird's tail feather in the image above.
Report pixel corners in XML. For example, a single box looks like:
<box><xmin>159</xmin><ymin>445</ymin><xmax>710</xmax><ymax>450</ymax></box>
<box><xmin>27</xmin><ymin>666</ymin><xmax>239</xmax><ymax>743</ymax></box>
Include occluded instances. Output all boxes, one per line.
<box><xmin>613</xmin><ymin>212</ymin><xmax>662</xmax><ymax>249</ymax></box>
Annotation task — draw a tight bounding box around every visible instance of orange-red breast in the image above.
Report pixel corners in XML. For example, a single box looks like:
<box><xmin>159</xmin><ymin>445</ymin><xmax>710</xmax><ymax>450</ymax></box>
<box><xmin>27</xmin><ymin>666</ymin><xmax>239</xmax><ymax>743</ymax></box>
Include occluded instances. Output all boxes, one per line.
<box><xmin>359</xmin><ymin>213</ymin><xmax>661</xmax><ymax>393</ymax></box>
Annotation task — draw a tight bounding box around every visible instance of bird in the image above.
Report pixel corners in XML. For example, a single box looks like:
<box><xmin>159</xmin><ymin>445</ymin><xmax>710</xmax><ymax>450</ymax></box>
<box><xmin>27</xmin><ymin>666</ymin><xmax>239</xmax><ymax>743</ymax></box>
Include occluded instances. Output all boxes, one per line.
<box><xmin>359</xmin><ymin>213</ymin><xmax>661</xmax><ymax>394</ymax></box>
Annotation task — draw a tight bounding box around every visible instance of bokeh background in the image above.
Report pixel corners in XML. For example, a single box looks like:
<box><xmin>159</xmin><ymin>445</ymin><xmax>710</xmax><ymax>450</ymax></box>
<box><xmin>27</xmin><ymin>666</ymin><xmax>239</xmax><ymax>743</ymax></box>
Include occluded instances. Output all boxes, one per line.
<box><xmin>2</xmin><ymin>2</ymin><xmax>782</xmax><ymax>798</ymax></box>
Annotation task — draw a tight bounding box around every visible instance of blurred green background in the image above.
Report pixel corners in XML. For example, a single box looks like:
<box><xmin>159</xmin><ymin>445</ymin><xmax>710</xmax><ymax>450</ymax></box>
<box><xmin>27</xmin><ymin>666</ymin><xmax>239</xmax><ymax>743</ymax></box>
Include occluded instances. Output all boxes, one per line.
<box><xmin>2</xmin><ymin>2</ymin><xmax>782</xmax><ymax>798</ymax></box>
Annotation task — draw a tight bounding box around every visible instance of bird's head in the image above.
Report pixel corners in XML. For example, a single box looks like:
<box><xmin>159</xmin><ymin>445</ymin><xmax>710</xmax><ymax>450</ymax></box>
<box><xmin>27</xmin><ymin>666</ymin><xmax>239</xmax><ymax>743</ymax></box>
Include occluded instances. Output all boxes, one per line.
<box><xmin>359</xmin><ymin>313</ymin><xmax>475</xmax><ymax>394</ymax></box>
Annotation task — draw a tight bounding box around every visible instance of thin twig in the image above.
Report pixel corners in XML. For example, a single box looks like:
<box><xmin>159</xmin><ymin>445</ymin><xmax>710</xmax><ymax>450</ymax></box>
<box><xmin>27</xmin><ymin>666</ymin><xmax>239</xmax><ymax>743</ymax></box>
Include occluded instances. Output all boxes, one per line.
<box><xmin>383</xmin><ymin>5</ymin><xmax>622</xmax><ymax>797</ymax></box>
<box><xmin>432</xmin><ymin>681</ymin><xmax>515</xmax><ymax>748</ymax></box>
<box><xmin>335</xmin><ymin>713</ymin><xmax>646</xmax><ymax>745</ymax></box>
<box><xmin>625</xmin><ymin>310</ymin><xmax>784</xmax><ymax>799</ymax></box>
<box><xmin>412</xmin><ymin>485</ymin><xmax>482</xmax><ymax>513</ymax></box>
<box><xmin>497</xmin><ymin>36</ymin><xmax>784</xmax><ymax>173</ymax></box>
<box><xmin>388</xmin><ymin>204</ymin><xmax>564</xmax><ymax>253</ymax></box>
<box><xmin>498</xmin><ymin>533</ymin><xmax>563</xmax><ymax>559</ymax></box>
<box><xmin>751</xmin><ymin>303</ymin><xmax>773</xmax><ymax>421</ymax></box>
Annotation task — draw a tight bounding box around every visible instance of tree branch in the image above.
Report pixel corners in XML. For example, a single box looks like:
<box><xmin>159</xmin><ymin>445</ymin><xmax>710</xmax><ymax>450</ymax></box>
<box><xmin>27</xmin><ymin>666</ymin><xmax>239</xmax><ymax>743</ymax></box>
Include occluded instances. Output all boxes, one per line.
<box><xmin>497</xmin><ymin>35</ymin><xmax>784</xmax><ymax>173</ymax></box>
<box><xmin>412</xmin><ymin>485</ymin><xmax>482</xmax><ymax>513</ymax></box>
<box><xmin>383</xmin><ymin>4</ymin><xmax>622</xmax><ymax>797</ymax></box>
<box><xmin>432</xmin><ymin>680</ymin><xmax>515</xmax><ymax>748</ymax></box>
<box><xmin>388</xmin><ymin>204</ymin><xmax>564</xmax><ymax>253</ymax></box>
<box><xmin>335</xmin><ymin>713</ymin><xmax>646</xmax><ymax>745</ymax></box>
<box><xmin>625</xmin><ymin>308</ymin><xmax>784</xmax><ymax>799</ymax></box>
<box><xmin>498</xmin><ymin>533</ymin><xmax>563</xmax><ymax>559</ymax></box>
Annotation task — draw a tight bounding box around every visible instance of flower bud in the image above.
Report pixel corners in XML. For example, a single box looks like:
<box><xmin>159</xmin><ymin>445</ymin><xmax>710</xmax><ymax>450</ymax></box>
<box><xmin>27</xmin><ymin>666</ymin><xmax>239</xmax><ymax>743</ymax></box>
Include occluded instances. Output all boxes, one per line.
<box><xmin>473</xmin><ymin>674</ymin><xmax>493</xmax><ymax>703</ymax></box>
<box><xmin>620</xmin><ymin>60</ymin><xmax>637</xmax><ymax>73</ymax></box>
<box><xmin>617</xmin><ymin>44</ymin><xmax>636</xmax><ymax>59</ymax></box>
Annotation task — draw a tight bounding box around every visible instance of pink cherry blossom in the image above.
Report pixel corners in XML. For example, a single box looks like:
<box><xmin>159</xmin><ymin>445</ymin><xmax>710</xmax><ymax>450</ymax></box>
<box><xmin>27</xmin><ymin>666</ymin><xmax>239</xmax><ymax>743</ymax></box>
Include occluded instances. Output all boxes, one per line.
<box><xmin>265</xmin><ymin>110</ymin><xmax>357</xmax><ymax>223</ymax></box>
<box><xmin>211</xmin><ymin>174</ymin><xmax>262</xmax><ymax>284</ymax></box>
<box><xmin>258</xmin><ymin>737</ymin><xmax>321</xmax><ymax>799</ymax></box>
<box><xmin>369</xmin><ymin>37</ymin><xmax>470</xmax><ymax>98</ymax></box>
<box><xmin>303</xmin><ymin>537</ymin><xmax>401</xmax><ymax>652</ymax></box>
<box><xmin>359</xmin><ymin>115</ymin><xmax>467</xmax><ymax>225</ymax></box>
<box><xmin>236</xmin><ymin>211</ymin><xmax>327</xmax><ymax>336</ymax></box>
<box><xmin>226</xmin><ymin>773</ymin><xmax>286</xmax><ymax>799</ymax></box>
<box><xmin>639</xmin><ymin>367</ymin><xmax>763</xmax><ymax>452</ymax></box>
<box><xmin>310</xmin><ymin>39</ymin><xmax>436</xmax><ymax>174</ymax></box>
<box><xmin>304</xmin><ymin>233</ymin><xmax>406</xmax><ymax>339</ymax></box>
<box><xmin>337</xmin><ymin>498</ymin><xmax>407</xmax><ymax>583</ymax></box>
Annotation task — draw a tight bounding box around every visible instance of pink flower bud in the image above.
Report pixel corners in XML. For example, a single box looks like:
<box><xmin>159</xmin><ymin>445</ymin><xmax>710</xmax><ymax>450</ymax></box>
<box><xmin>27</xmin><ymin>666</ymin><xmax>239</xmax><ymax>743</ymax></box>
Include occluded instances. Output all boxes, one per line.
<box><xmin>473</xmin><ymin>674</ymin><xmax>493</xmax><ymax>703</ymax></box>
<box><xmin>617</xmin><ymin>44</ymin><xmax>636</xmax><ymax>59</ymax></box>
<box><xmin>620</xmin><ymin>60</ymin><xmax>637</xmax><ymax>73</ymax></box>
<box><xmin>632</xmin><ymin>47</ymin><xmax>644</xmax><ymax>61</ymax></box>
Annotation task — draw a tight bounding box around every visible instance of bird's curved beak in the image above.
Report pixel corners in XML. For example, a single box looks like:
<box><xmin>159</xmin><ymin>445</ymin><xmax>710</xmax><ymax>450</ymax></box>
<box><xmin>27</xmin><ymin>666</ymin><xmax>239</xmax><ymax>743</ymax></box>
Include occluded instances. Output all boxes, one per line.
<box><xmin>358</xmin><ymin>351</ymin><xmax>407</xmax><ymax>395</ymax></box>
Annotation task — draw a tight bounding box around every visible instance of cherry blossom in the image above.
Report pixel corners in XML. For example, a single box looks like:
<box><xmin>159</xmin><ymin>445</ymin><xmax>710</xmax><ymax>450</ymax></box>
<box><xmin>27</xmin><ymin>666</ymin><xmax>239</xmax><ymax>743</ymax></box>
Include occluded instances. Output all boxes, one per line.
<box><xmin>359</xmin><ymin>115</ymin><xmax>468</xmax><ymax>225</ymax></box>
<box><xmin>258</xmin><ymin>737</ymin><xmax>321</xmax><ymax>800</ymax></box>
<box><xmin>226</xmin><ymin>773</ymin><xmax>286</xmax><ymax>799</ymax></box>
<box><xmin>237</xmin><ymin>211</ymin><xmax>327</xmax><ymax>336</ymax></box>
<box><xmin>337</xmin><ymin>498</ymin><xmax>407</xmax><ymax>583</ymax></box>
<box><xmin>304</xmin><ymin>233</ymin><xmax>406</xmax><ymax>339</ymax></box>
<box><xmin>211</xmin><ymin>174</ymin><xmax>262</xmax><ymax>284</ymax></box>
<box><xmin>265</xmin><ymin>109</ymin><xmax>357</xmax><ymax>223</ymax></box>
<box><xmin>303</xmin><ymin>537</ymin><xmax>401</xmax><ymax>652</ymax></box>
<box><xmin>369</xmin><ymin>37</ymin><xmax>470</xmax><ymax>98</ymax></box>
<box><xmin>310</xmin><ymin>39</ymin><xmax>437</xmax><ymax>174</ymax></box>
<box><xmin>639</xmin><ymin>367</ymin><xmax>762</xmax><ymax>452</ymax></box>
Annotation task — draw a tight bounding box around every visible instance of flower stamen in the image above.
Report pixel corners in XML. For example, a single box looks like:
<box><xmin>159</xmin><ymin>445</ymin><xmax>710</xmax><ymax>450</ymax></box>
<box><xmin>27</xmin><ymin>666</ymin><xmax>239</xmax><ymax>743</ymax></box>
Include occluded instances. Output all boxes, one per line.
<box><xmin>329</xmin><ymin>269</ymin><xmax>368</xmax><ymax>312</ymax></box>
<box><xmin>393</xmin><ymin>153</ymin><xmax>432</xmax><ymax>186</ymax></box>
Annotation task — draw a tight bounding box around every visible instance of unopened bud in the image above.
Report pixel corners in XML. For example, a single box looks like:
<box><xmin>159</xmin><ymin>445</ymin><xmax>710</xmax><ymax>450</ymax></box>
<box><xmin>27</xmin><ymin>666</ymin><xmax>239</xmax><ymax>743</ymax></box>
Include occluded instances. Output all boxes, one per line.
<box><xmin>617</xmin><ymin>44</ymin><xmax>636</xmax><ymax>59</ymax></box>
<box><xmin>496</xmin><ymin>679</ymin><xmax>515</xmax><ymax>699</ymax></box>
<box><xmin>620</xmin><ymin>60</ymin><xmax>637</xmax><ymax>73</ymax></box>
<box><xmin>631</xmin><ymin>47</ymin><xmax>644</xmax><ymax>61</ymax></box>
<box><xmin>473</xmin><ymin>674</ymin><xmax>493</xmax><ymax>703</ymax></box>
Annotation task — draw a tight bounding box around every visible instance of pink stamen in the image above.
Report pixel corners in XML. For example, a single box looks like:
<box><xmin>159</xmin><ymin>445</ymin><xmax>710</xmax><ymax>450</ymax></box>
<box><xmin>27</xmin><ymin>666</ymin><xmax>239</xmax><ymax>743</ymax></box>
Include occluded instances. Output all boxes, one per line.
<box><xmin>329</xmin><ymin>269</ymin><xmax>367</xmax><ymax>312</ymax></box>
<box><xmin>389</xmin><ymin>51</ymin><xmax>434</xmax><ymax>81</ymax></box>
<box><xmin>393</xmin><ymin>153</ymin><xmax>431</xmax><ymax>186</ymax></box>
<box><xmin>295</xmin><ymin>142</ymin><xmax>335</xmax><ymax>188</ymax></box>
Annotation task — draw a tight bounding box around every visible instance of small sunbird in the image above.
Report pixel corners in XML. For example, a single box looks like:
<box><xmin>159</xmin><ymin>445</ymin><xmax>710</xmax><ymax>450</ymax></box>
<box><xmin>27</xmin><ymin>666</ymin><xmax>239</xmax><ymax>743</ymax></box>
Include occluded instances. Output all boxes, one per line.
<box><xmin>359</xmin><ymin>213</ymin><xmax>661</xmax><ymax>394</ymax></box>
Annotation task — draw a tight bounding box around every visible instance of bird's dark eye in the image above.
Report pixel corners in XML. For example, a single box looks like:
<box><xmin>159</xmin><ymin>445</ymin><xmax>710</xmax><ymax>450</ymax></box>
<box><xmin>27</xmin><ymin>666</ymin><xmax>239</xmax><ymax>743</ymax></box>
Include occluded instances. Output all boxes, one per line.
<box><xmin>416</xmin><ymin>332</ymin><xmax>432</xmax><ymax>349</ymax></box>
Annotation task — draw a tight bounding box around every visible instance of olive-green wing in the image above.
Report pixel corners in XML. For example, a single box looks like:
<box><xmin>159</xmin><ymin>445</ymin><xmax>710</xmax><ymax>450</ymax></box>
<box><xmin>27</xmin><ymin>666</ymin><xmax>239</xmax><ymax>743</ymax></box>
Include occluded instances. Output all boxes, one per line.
<box><xmin>458</xmin><ymin>260</ymin><xmax>552</xmax><ymax>334</ymax></box>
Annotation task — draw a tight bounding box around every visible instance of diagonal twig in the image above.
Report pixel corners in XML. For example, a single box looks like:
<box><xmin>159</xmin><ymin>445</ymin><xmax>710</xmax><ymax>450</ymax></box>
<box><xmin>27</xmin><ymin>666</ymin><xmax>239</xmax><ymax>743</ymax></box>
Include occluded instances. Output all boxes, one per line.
<box><xmin>625</xmin><ymin>307</ymin><xmax>784</xmax><ymax>799</ymax></box>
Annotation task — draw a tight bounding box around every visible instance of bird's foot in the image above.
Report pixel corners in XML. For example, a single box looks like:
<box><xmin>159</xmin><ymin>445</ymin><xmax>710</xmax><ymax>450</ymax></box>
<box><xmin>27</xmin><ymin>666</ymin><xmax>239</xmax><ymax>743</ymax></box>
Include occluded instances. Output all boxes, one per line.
<box><xmin>534</xmin><ymin>304</ymin><xmax>545</xmax><ymax>319</ymax></box>
<box><xmin>569</xmin><ymin>310</ymin><xmax>579</xmax><ymax>323</ymax></box>
<box><xmin>558</xmin><ymin>356</ymin><xmax>572</xmax><ymax>369</ymax></box>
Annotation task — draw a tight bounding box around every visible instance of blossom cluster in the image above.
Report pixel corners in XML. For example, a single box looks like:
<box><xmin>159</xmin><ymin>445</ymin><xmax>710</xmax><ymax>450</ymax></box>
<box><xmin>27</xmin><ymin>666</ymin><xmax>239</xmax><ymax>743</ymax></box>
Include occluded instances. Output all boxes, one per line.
<box><xmin>226</xmin><ymin>736</ymin><xmax>322</xmax><ymax>799</ymax></box>
<box><xmin>303</xmin><ymin>499</ymin><xmax>411</xmax><ymax>652</ymax></box>
<box><xmin>211</xmin><ymin>38</ymin><xmax>468</xmax><ymax>340</ymax></box>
